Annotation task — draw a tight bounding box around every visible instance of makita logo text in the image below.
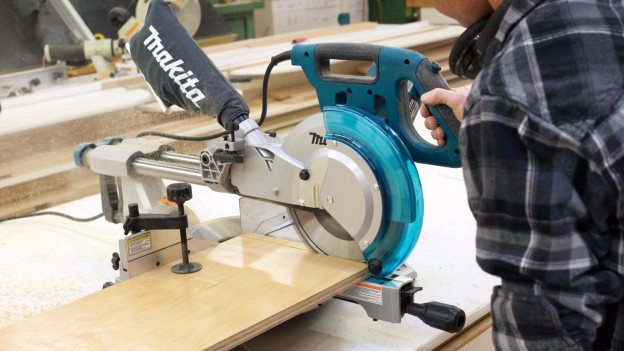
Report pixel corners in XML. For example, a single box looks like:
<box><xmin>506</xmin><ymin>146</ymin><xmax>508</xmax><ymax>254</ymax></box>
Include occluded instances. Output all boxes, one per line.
<box><xmin>143</xmin><ymin>26</ymin><xmax>205</xmax><ymax>107</ymax></box>
<box><xmin>309</xmin><ymin>132</ymin><xmax>327</xmax><ymax>145</ymax></box>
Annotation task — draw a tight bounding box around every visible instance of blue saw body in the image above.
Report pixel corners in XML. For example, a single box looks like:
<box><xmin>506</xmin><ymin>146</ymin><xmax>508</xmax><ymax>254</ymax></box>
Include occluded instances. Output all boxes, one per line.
<box><xmin>291</xmin><ymin>43</ymin><xmax>461</xmax><ymax>277</ymax></box>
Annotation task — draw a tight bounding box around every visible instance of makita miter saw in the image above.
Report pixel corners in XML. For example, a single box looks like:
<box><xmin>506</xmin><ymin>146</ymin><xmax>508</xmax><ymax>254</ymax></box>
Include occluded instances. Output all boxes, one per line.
<box><xmin>74</xmin><ymin>0</ymin><xmax>465</xmax><ymax>333</ymax></box>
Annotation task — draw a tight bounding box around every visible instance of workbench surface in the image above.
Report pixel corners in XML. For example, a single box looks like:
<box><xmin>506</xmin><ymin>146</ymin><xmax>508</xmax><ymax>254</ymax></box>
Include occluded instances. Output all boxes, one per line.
<box><xmin>0</xmin><ymin>163</ymin><xmax>499</xmax><ymax>350</ymax></box>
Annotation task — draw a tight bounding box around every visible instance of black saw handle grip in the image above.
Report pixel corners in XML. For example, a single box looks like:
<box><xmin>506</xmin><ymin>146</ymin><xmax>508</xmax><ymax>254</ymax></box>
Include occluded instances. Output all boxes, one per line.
<box><xmin>415</xmin><ymin>61</ymin><xmax>461</xmax><ymax>145</ymax></box>
<box><xmin>406</xmin><ymin>301</ymin><xmax>466</xmax><ymax>333</ymax></box>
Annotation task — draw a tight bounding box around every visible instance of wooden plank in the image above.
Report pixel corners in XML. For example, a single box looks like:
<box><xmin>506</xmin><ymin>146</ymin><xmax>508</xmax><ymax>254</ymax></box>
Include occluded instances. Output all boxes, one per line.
<box><xmin>226</xmin><ymin>26</ymin><xmax>463</xmax><ymax>77</ymax></box>
<box><xmin>204</xmin><ymin>22</ymin><xmax>434</xmax><ymax>74</ymax></box>
<box><xmin>203</xmin><ymin>22</ymin><xmax>378</xmax><ymax>54</ymax></box>
<box><xmin>0</xmin><ymin>234</ymin><xmax>370</xmax><ymax>351</ymax></box>
<box><xmin>407</xmin><ymin>0</ymin><xmax>433</xmax><ymax>7</ymax></box>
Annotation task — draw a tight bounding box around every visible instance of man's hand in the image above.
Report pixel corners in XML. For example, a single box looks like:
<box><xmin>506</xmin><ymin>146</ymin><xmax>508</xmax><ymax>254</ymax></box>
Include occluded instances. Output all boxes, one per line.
<box><xmin>419</xmin><ymin>86</ymin><xmax>470</xmax><ymax>146</ymax></box>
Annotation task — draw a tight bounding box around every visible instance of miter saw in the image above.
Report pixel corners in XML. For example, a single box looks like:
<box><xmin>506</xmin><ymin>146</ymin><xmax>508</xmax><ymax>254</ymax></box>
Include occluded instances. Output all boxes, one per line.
<box><xmin>74</xmin><ymin>0</ymin><xmax>465</xmax><ymax>333</ymax></box>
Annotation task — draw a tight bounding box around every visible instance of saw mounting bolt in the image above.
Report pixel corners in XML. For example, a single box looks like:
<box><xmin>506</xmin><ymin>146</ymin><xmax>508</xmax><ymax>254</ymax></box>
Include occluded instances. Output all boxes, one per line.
<box><xmin>368</xmin><ymin>259</ymin><xmax>383</xmax><ymax>275</ymax></box>
<box><xmin>210</xmin><ymin>123</ymin><xmax>245</xmax><ymax>166</ymax></box>
<box><xmin>299</xmin><ymin>169</ymin><xmax>310</xmax><ymax>181</ymax></box>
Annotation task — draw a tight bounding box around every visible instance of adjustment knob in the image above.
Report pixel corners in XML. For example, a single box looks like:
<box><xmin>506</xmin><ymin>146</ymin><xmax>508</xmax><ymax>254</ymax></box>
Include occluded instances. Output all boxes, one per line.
<box><xmin>111</xmin><ymin>252</ymin><xmax>120</xmax><ymax>270</ymax></box>
<box><xmin>166</xmin><ymin>183</ymin><xmax>193</xmax><ymax>204</ymax></box>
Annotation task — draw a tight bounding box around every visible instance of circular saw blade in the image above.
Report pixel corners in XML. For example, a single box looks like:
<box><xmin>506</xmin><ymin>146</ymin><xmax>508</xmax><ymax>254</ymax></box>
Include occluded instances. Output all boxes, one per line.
<box><xmin>290</xmin><ymin>207</ymin><xmax>365</xmax><ymax>262</ymax></box>
<box><xmin>281</xmin><ymin>113</ymin><xmax>383</xmax><ymax>262</ymax></box>
<box><xmin>136</xmin><ymin>0</ymin><xmax>201</xmax><ymax>37</ymax></box>
<box><xmin>282</xmin><ymin>106</ymin><xmax>424</xmax><ymax>277</ymax></box>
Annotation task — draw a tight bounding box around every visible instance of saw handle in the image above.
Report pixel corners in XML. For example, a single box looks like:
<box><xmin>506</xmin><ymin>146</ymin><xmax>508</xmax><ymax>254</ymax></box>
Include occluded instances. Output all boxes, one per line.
<box><xmin>411</xmin><ymin>59</ymin><xmax>462</xmax><ymax>156</ymax></box>
<box><xmin>415</xmin><ymin>63</ymin><xmax>461</xmax><ymax>138</ymax></box>
<box><xmin>406</xmin><ymin>301</ymin><xmax>466</xmax><ymax>333</ymax></box>
<box><xmin>312</xmin><ymin>43</ymin><xmax>381</xmax><ymax>84</ymax></box>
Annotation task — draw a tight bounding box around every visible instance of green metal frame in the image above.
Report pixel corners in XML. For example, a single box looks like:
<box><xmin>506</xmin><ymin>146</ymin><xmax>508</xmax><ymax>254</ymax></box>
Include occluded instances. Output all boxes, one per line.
<box><xmin>209</xmin><ymin>1</ymin><xmax>264</xmax><ymax>40</ymax></box>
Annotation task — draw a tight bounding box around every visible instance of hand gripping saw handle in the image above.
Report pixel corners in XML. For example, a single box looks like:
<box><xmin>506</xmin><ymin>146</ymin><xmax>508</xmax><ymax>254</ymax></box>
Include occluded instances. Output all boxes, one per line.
<box><xmin>291</xmin><ymin>43</ymin><xmax>461</xmax><ymax>168</ymax></box>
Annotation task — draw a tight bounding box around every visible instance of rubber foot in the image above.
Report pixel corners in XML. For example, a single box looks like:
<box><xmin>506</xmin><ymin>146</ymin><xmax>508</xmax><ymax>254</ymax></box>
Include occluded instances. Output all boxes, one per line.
<box><xmin>171</xmin><ymin>262</ymin><xmax>202</xmax><ymax>274</ymax></box>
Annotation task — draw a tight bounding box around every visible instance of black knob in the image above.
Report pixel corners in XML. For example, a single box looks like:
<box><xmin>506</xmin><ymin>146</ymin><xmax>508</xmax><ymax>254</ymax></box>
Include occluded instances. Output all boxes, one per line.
<box><xmin>368</xmin><ymin>259</ymin><xmax>382</xmax><ymax>275</ymax></box>
<box><xmin>102</xmin><ymin>281</ymin><xmax>115</xmax><ymax>289</ymax></box>
<box><xmin>128</xmin><ymin>203</ymin><xmax>139</xmax><ymax>217</ymax></box>
<box><xmin>299</xmin><ymin>169</ymin><xmax>311</xmax><ymax>181</ymax></box>
<box><xmin>166</xmin><ymin>183</ymin><xmax>193</xmax><ymax>204</ymax></box>
<box><xmin>111</xmin><ymin>252</ymin><xmax>120</xmax><ymax>270</ymax></box>
<box><xmin>266</xmin><ymin>130</ymin><xmax>277</xmax><ymax>138</ymax></box>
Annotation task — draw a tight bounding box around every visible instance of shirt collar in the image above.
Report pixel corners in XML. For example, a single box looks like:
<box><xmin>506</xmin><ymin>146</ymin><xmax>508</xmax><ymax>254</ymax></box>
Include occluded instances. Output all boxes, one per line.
<box><xmin>482</xmin><ymin>0</ymin><xmax>548</xmax><ymax>64</ymax></box>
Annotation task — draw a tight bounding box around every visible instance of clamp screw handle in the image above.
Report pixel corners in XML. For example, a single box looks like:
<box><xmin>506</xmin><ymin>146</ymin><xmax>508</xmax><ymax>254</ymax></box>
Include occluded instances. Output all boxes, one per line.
<box><xmin>166</xmin><ymin>183</ymin><xmax>193</xmax><ymax>204</ymax></box>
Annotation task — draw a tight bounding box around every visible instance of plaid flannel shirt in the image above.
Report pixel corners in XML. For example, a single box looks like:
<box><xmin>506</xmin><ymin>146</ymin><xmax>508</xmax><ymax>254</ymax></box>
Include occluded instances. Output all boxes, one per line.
<box><xmin>460</xmin><ymin>0</ymin><xmax>624</xmax><ymax>349</ymax></box>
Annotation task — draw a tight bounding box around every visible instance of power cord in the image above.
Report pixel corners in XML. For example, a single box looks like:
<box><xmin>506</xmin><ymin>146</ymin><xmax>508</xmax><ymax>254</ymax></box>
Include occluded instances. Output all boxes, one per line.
<box><xmin>258</xmin><ymin>50</ymin><xmax>292</xmax><ymax>127</ymax></box>
<box><xmin>136</xmin><ymin>130</ymin><xmax>229</xmax><ymax>141</ymax></box>
<box><xmin>0</xmin><ymin>211</ymin><xmax>104</xmax><ymax>224</ymax></box>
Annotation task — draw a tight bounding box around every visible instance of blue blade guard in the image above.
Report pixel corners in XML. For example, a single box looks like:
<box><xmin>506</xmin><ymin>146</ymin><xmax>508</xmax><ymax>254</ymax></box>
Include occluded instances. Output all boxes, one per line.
<box><xmin>291</xmin><ymin>43</ymin><xmax>461</xmax><ymax>277</ymax></box>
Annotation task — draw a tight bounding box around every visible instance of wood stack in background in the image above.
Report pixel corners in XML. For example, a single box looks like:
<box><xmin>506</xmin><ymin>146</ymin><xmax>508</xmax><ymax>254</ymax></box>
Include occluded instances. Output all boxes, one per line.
<box><xmin>0</xmin><ymin>22</ymin><xmax>468</xmax><ymax>219</ymax></box>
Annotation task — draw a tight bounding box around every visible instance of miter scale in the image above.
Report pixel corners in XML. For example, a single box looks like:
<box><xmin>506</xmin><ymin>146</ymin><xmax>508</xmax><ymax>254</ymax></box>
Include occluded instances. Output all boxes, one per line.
<box><xmin>74</xmin><ymin>0</ymin><xmax>465</xmax><ymax>333</ymax></box>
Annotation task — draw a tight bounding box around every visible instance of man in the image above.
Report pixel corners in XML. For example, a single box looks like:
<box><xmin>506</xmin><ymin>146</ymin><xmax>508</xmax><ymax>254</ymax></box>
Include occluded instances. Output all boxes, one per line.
<box><xmin>420</xmin><ymin>0</ymin><xmax>624</xmax><ymax>349</ymax></box>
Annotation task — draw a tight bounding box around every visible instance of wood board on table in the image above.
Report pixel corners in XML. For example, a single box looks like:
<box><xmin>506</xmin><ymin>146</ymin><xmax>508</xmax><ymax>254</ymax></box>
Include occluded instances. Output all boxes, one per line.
<box><xmin>0</xmin><ymin>234</ymin><xmax>370</xmax><ymax>351</ymax></box>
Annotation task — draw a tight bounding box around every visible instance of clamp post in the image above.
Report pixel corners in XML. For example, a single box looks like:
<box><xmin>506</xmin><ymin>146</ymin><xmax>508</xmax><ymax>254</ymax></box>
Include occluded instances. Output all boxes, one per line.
<box><xmin>167</xmin><ymin>183</ymin><xmax>202</xmax><ymax>274</ymax></box>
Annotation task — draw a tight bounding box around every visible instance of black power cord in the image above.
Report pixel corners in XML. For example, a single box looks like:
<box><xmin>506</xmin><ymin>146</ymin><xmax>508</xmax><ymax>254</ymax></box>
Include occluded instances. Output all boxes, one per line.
<box><xmin>136</xmin><ymin>50</ymin><xmax>293</xmax><ymax>141</ymax></box>
<box><xmin>258</xmin><ymin>50</ymin><xmax>292</xmax><ymax>127</ymax></box>
<box><xmin>0</xmin><ymin>211</ymin><xmax>104</xmax><ymax>224</ymax></box>
<box><xmin>135</xmin><ymin>130</ymin><xmax>229</xmax><ymax>141</ymax></box>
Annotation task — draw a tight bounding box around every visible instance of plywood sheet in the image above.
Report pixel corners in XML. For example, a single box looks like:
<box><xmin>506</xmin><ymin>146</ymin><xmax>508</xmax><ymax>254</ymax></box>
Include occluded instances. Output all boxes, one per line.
<box><xmin>0</xmin><ymin>234</ymin><xmax>369</xmax><ymax>351</ymax></box>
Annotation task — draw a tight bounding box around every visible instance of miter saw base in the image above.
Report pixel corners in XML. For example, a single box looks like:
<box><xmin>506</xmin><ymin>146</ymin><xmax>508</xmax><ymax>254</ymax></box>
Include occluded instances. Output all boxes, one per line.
<box><xmin>103</xmin><ymin>210</ymin><xmax>464</xmax><ymax>332</ymax></box>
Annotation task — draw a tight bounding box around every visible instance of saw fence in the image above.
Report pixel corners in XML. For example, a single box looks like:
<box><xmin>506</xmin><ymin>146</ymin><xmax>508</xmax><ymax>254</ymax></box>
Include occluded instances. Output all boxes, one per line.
<box><xmin>0</xmin><ymin>22</ymin><xmax>467</xmax><ymax>219</ymax></box>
